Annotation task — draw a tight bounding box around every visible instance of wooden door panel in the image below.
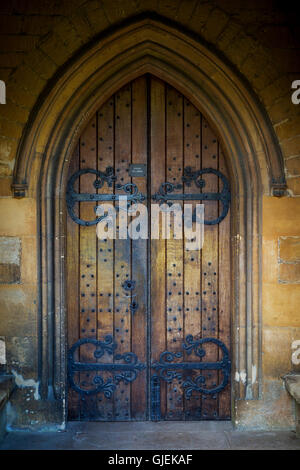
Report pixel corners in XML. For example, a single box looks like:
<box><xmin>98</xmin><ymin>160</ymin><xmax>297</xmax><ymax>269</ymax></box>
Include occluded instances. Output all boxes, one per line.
<box><xmin>97</xmin><ymin>97</ymin><xmax>114</xmax><ymax>420</ymax></box>
<box><xmin>183</xmin><ymin>98</ymin><xmax>202</xmax><ymax>420</ymax></box>
<box><xmin>165</xmin><ymin>85</ymin><xmax>184</xmax><ymax>420</ymax></box>
<box><xmin>200</xmin><ymin>119</ymin><xmax>219</xmax><ymax>420</ymax></box>
<box><xmin>78</xmin><ymin>116</ymin><xmax>98</xmax><ymax>419</ymax></box>
<box><xmin>149</xmin><ymin>79</ymin><xmax>231</xmax><ymax>421</ymax></box>
<box><xmin>217</xmin><ymin>147</ymin><xmax>231</xmax><ymax>420</ymax></box>
<box><xmin>150</xmin><ymin>76</ymin><xmax>167</xmax><ymax>420</ymax></box>
<box><xmin>113</xmin><ymin>84</ymin><xmax>132</xmax><ymax>420</ymax></box>
<box><xmin>131</xmin><ymin>77</ymin><xmax>148</xmax><ymax>420</ymax></box>
<box><xmin>67</xmin><ymin>81</ymin><xmax>148</xmax><ymax>422</ymax></box>
<box><xmin>67</xmin><ymin>75</ymin><xmax>231</xmax><ymax>421</ymax></box>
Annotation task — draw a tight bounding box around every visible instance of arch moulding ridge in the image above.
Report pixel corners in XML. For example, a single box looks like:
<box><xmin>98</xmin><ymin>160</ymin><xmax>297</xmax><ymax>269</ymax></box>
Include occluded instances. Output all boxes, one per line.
<box><xmin>11</xmin><ymin>16</ymin><xmax>287</xmax><ymax>414</ymax></box>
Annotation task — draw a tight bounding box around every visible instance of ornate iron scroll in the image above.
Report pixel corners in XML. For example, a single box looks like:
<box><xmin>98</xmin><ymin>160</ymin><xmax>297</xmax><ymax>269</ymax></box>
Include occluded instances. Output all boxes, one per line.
<box><xmin>66</xmin><ymin>168</ymin><xmax>146</xmax><ymax>226</ymax></box>
<box><xmin>152</xmin><ymin>167</ymin><xmax>231</xmax><ymax>225</ymax></box>
<box><xmin>68</xmin><ymin>335</ymin><xmax>146</xmax><ymax>397</ymax></box>
<box><xmin>151</xmin><ymin>375</ymin><xmax>161</xmax><ymax>421</ymax></box>
<box><xmin>151</xmin><ymin>335</ymin><xmax>231</xmax><ymax>397</ymax></box>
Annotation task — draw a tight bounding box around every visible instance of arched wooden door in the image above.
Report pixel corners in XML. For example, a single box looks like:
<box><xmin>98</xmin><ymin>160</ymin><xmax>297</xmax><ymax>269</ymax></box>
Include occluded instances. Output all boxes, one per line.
<box><xmin>66</xmin><ymin>75</ymin><xmax>231</xmax><ymax>421</ymax></box>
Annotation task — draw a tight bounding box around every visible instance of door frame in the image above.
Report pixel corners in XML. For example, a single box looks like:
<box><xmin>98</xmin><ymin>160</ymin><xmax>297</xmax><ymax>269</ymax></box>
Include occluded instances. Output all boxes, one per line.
<box><xmin>12</xmin><ymin>15</ymin><xmax>286</xmax><ymax>426</ymax></box>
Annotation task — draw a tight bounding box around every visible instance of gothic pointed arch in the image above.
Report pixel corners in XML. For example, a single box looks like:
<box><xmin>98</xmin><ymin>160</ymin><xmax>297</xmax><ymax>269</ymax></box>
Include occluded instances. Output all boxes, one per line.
<box><xmin>11</xmin><ymin>16</ymin><xmax>286</xmax><ymax>412</ymax></box>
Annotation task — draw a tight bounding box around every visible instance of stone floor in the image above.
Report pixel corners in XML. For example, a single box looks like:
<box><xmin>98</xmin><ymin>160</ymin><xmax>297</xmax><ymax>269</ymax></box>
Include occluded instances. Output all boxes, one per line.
<box><xmin>0</xmin><ymin>421</ymin><xmax>299</xmax><ymax>450</ymax></box>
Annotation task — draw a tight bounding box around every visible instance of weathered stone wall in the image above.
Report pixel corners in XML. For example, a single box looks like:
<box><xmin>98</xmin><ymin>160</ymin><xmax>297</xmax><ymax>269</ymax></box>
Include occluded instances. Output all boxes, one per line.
<box><xmin>235</xmin><ymin>197</ymin><xmax>300</xmax><ymax>429</ymax></box>
<box><xmin>0</xmin><ymin>0</ymin><xmax>299</xmax><ymax>430</ymax></box>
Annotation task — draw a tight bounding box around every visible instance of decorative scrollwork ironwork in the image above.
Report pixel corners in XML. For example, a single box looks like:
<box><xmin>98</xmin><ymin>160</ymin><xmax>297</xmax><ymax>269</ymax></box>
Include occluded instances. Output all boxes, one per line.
<box><xmin>116</xmin><ymin>182</ymin><xmax>146</xmax><ymax>201</ymax></box>
<box><xmin>151</xmin><ymin>167</ymin><xmax>231</xmax><ymax>225</ymax></box>
<box><xmin>152</xmin><ymin>182</ymin><xmax>183</xmax><ymax>204</ymax></box>
<box><xmin>151</xmin><ymin>335</ymin><xmax>231</xmax><ymax>397</ymax></box>
<box><xmin>152</xmin><ymin>351</ymin><xmax>183</xmax><ymax>383</ymax></box>
<box><xmin>68</xmin><ymin>335</ymin><xmax>146</xmax><ymax>396</ymax></box>
<box><xmin>151</xmin><ymin>375</ymin><xmax>161</xmax><ymax>421</ymax></box>
<box><xmin>182</xmin><ymin>166</ymin><xmax>205</xmax><ymax>188</ymax></box>
<box><xmin>115</xmin><ymin>182</ymin><xmax>146</xmax><ymax>214</ymax></box>
<box><xmin>113</xmin><ymin>352</ymin><xmax>145</xmax><ymax>384</ymax></box>
<box><xmin>66</xmin><ymin>168</ymin><xmax>145</xmax><ymax>226</ymax></box>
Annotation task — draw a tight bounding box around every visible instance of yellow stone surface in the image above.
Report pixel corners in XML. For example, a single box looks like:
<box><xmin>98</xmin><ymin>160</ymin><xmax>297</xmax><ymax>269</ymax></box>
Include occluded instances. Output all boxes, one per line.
<box><xmin>262</xmin><ymin>197</ymin><xmax>300</xmax><ymax>327</ymax></box>
<box><xmin>263</xmin><ymin>327</ymin><xmax>300</xmax><ymax>378</ymax></box>
<box><xmin>279</xmin><ymin>263</ymin><xmax>300</xmax><ymax>283</ymax></box>
<box><xmin>0</xmin><ymin>285</ymin><xmax>37</xmax><ymax>336</ymax></box>
<box><xmin>262</xmin><ymin>238</ymin><xmax>278</xmax><ymax>284</ymax></box>
<box><xmin>285</xmin><ymin>157</ymin><xmax>300</xmax><ymax>177</ymax></box>
<box><xmin>0</xmin><ymin>198</ymin><xmax>36</xmax><ymax>236</ymax></box>
<box><xmin>20</xmin><ymin>236</ymin><xmax>37</xmax><ymax>285</ymax></box>
<box><xmin>279</xmin><ymin>236</ymin><xmax>300</xmax><ymax>262</ymax></box>
<box><xmin>0</xmin><ymin>177</ymin><xmax>13</xmax><ymax>196</ymax></box>
<box><xmin>287</xmin><ymin>177</ymin><xmax>300</xmax><ymax>196</ymax></box>
<box><xmin>262</xmin><ymin>196</ymin><xmax>300</xmax><ymax>237</ymax></box>
<box><xmin>263</xmin><ymin>283</ymin><xmax>300</xmax><ymax>327</ymax></box>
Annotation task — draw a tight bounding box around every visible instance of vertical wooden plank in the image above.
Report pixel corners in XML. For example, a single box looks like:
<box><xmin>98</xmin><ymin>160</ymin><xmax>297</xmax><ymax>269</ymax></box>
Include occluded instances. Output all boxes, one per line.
<box><xmin>96</xmin><ymin>97</ymin><xmax>115</xmax><ymax>420</ymax></box>
<box><xmin>131</xmin><ymin>76</ymin><xmax>148</xmax><ymax>420</ymax></box>
<box><xmin>114</xmin><ymin>83</ymin><xmax>132</xmax><ymax>420</ymax></box>
<box><xmin>183</xmin><ymin>100</ymin><xmax>202</xmax><ymax>420</ymax></box>
<box><xmin>165</xmin><ymin>85</ymin><xmax>184</xmax><ymax>420</ymax></box>
<box><xmin>201</xmin><ymin>119</ymin><xmax>219</xmax><ymax>419</ymax></box>
<box><xmin>67</xmin><ymin>143</ymin><xmax>80</xmax><ymax>420</ymax></box>
<box><xmin>150</xmin><ymin>77</ymin><xmax>167</xmax><ymax>419</ymax></box>
<box><xmin>218</xmin><ymin>146</ymin><xmax>231</xmax><ymax>419</ymax></box>
<box><xmin>79</xmin><ymin>115</ymin><xmax>98</xmax><ymax>419</ymax></box>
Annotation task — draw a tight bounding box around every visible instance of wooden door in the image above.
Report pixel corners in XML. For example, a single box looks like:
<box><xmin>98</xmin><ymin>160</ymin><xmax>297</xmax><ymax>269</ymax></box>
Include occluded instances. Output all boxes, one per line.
<box><xmin>66</xmin><ymin>75</ymin><xmax>231</xmax><ymax>421</ymax></box>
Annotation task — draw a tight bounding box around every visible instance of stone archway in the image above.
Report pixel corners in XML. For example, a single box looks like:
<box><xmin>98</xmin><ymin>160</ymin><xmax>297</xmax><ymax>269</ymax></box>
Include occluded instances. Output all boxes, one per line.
<box><xmin>11</xmin><ymin>17</ymin><xmax>286</xmax><ymax>423</ymax></box>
